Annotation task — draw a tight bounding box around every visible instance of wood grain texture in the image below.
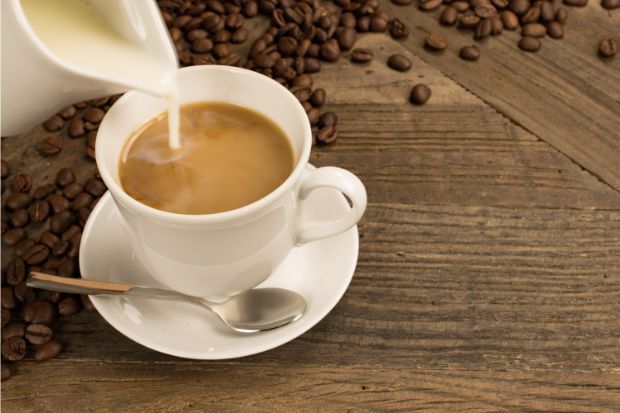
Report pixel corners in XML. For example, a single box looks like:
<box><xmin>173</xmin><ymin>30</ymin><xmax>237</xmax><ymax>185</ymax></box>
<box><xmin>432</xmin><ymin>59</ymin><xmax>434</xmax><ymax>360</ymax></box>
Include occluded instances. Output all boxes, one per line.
<box><xmin>3</xmin><ymin>8</ymin><xmax>620</xmax><ymax>412</ymax></box>
<box><xmin>382</xmin><ymin>1</ymin><xmax>620</xmax><ymax>191</ymax></box>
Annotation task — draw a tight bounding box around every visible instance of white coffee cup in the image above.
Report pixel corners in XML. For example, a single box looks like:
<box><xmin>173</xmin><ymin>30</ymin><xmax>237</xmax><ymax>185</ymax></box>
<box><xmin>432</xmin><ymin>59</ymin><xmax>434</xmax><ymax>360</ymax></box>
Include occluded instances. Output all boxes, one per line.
<box><xmin>96</xmin><ymin>65</ymin><xmax>367</xmax><ymax>298</ymax></box>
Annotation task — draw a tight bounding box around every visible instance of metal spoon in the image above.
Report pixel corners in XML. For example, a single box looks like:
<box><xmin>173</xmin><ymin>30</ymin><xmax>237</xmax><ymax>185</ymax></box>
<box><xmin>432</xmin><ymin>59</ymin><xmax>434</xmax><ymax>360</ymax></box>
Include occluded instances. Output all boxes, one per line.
<box><xmin>27</xmin><ymin>272</ymin><xmax>306</xmax><ymax>333</ymax></box>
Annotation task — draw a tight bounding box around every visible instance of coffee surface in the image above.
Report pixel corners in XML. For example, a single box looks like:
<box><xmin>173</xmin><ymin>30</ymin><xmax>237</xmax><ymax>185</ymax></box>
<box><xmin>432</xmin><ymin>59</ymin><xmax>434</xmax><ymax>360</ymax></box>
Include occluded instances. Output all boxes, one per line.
<box><xmin>119</xmin><ymin>102</ymin><xmax>294</xmax><ymax>215</ymax></box>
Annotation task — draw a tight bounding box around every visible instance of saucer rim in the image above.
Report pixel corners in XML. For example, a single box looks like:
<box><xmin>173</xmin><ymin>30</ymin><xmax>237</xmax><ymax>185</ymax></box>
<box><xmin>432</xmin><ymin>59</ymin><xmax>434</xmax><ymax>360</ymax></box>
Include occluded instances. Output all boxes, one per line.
<box><xmin>80</xmin><ymin>185</ymin><xmax>359</xmax><ymax>360</ymax></box>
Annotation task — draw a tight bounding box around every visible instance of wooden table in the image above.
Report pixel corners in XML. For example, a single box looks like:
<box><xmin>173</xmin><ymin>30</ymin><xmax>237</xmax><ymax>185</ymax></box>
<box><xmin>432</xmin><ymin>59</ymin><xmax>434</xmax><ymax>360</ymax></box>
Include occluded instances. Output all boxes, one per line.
<box><xmin>2</xmin><ymin>2</ymin><xmax>620</xmax><ymax>411</ymax></box>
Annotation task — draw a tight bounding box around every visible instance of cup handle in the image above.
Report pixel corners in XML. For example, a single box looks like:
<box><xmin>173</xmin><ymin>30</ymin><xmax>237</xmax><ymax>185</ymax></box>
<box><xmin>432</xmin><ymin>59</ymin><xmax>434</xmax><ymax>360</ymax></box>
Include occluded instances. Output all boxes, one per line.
<box><xmin>296</xmin><ymin>166</ymin><xmax>367</xmax><ymax>245</ymax></box>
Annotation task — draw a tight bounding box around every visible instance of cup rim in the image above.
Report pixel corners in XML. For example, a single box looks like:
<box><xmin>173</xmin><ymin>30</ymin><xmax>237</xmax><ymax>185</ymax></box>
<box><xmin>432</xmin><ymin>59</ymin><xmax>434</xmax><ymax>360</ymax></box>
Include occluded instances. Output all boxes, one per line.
<box><xmin>96</xmin><ymin>65</ymin><xmax>312</xmax><ymax>224</ymax></box>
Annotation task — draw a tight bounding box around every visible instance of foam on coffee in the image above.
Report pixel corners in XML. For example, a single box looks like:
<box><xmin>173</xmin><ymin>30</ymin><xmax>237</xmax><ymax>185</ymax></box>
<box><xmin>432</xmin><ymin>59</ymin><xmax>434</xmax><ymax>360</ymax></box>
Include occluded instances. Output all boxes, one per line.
<box><xmin>119</xmin><ymin>102</ymin><xmax>294</xmax><ymax>215</ymax></box>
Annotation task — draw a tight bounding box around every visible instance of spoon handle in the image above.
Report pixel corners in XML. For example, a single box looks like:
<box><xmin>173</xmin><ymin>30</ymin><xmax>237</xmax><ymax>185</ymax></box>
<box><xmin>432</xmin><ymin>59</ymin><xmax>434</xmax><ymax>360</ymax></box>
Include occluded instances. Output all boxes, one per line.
<box><xmin>28</xmin><ymin>272</ymin><xmax>134</xmax><ymax>295</ymax></box>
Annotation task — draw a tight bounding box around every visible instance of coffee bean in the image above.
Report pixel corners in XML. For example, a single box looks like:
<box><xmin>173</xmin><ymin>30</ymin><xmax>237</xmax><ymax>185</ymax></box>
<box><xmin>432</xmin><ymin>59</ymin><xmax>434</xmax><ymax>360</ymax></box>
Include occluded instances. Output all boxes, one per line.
<box><xmin>15</xmin><ymin>239</ymin><xmax>36</xmax><ymax>259</ymax></box>
<box><xmin>510</xmin><ymin>0</ymin><xmax>530</xmax><ymax>14</ymax></box>
<box><xmin>82</xmin><ymin>107</ymin><xmax>105</xmax><ymax>124</ymax></box>
<box><xmin>391</xmin><ymin>0</ymin><xmax>413</xmax><ymax>4</ymax></box>
<box><xmin>40</xmin><ymin>231</ymin><xmax>60</xmax><ymax>249</ymax></box>
<box><xmin>63</xmin><ymin>182</ymin><xmax>84</xmax><ymax>200</ymax></box>
<box><xmin>369</xmin><ymin>16</ymin><xmax>388</xmax><ymax>32</ymax></box>
<box><xmin>61</xmin><ymin>225</ymin><xmax>81</xmax><ymax>242</ymax></box>
<box><xmin>2</xmin><ymin>287</ymin><xmax>16</xmax><ymax>309</ymax></box>
<box><xmin>71</xmin><ymin>192</ymin><xmax>94</xmax><ymax>211</ymax></box>
<box><xmin>13</xmin><ymin>281</ymin><xmax>35</xmax><ymax>303</ymax></box>
<box><xmin>500</xmin><ymin>11</ymin><xmax>519</xmax><ymax>30</ymax></box>
<box><xmin>25</xmin><ymin>323</ymin><xmax>53</xmax><ymax>345</ymax></box>
<box><xmin>11</xmin><ymin>174</ymin><xmax>32</xmax><ymax>193</ymax></box>
<box><xmin>47</xmin><ymin>194</ymin><xmax>70</xmax><ymax>215</ymax></box>
<box><xmin>440</xmin><ymin>6</ymin><xmax>459</xmax><ymax>25</ymax></box>
<box><xmin>410</xmin><ymin>83</ymin><xmax>432</xmax><ymax>105</ymax></box>
<box><xmin>563</xmin><ymin>0</ymin><xmax>587</xmax><ymax>6</ymax></box>
<box><xmin>191</xmin><ymin>38</ymin><xmax>213</xmax><ymax>53</ymax></box>
<box><xmin>81</xmin><ymin>295</ymin><xmax>95</xmax><ymax>311</ymax></box>
<box><xmin>519</xmin><ymin>36</ymin><xmax>541</xmax><ymax>52</ymax></box>
<box><xmin>1</xmin><ymin>336</ymin><xmax>26</xmax><ymax>361</ymax></box>
<box><xmin>521</xmin><ymin>5</ymin><xmax>541</xmax><ymax>24</ymax></box>
<box><xmin>6</xmin><ymin>259</ymin><xmax>26</xmax><ymax>286</ymax></box>
<box><xmin>226</xmin><ymin>13</ymin><xmax>245</xmax><ymax>30</ymax></box>
<box><xmin>10</xmin><ymin>209</ymin><xmax>29</xmax><ymax>227</ymax></box>
<box><xmin>459</xmin><ymin>45</ymin><xmax>481</xmax><ymax>61</ymax></box>
<box><xmin>1</xmin><ymin>364</ymin><xmax>12</xmax><ymax>381</ymax></box>
<box><xmin>388</xmin><ymin>18</ymin><xmax>409</xmax><ymax>39</ymax></box>
<box><xmin>337</xmin><ymin>28</ymin><xmax>357</xmax><ymax>50</ymax></box>
<box><xmin>491</xmin><ymin>16</ymin><xmax>503</xmax><ymax>35</ymax></box>
<box><xmin>214</xmin><ymin>29</ymin><xmax>232</xmax><ymax>43</ymax></box>
<box><xmin>27</xmin><ymin>200</ymin><xmax>49</xmax><ymax>224</ymax></box>
<box><xmin>546</xmin><ymin>22</ymin><xmax>564</xmax><ymax>39</ymax></box>
<box><xmin>319</xmin><ymin>112</ymin><xmax>338</xmax><ymax>128</ymax></box>
<box><xmin>340</xmin><ymin>12</ymin><xmax>356</xmax><ymax>28</ymax></box>
<box><xmin>302</xmin><ymin>57</ymin><xmax>320</xmax><ymax>73</ymax></box>
<box><xmin>351</xmin><ymin>48</ymin><xmax>373</xmax><ymax>63</ymax></box>
<box><xmin>387</xmin><ymin>54</ymin><xmax>412</xmax><ymax>71</ymax></box>
<box><xmin>309</xmin><ymin>88</ymin><xmax>326</xmax><ymax>107</ymax></box>
<box><xmin>320</xmin><ymin>40</ymin><xmax>341</xmax><ymax>62</ymax></box>
<box><xmin>58</xmin><ymin>257</ymin><xmax>75</xmax><ymax>277</ymax></box>
<box><xmin>22</xmin><ymin>301</ymin><xmax>56</xmax><ymax>325</ymax></box>
<box><xmin>243</xmin><ymin>0</ymin><xmax>258</xmax><ymax>16</ymax></box>
<box><xmin>474</xmin><ymin>18</ymin><xmax>493</xmax><ymax>39</ymax></box>
<box><xmin>33</xmin><ymin>184</ymin><xmax>56</xmax><ymax>200</ymax></box>
<box><xmin>539</xmin><ymin>2</ymin><xmax>554</xmax><ymax>22</ymax></box>
<box><xmin>292</xmin><ymin>87</ymin><xmax>312</xmax><ymax>102</ymax></box>
<box><xmin>43</xmin><ymin>115</ymin><xmax>64</xmax><ymax>132</ymax></box>
<box><xmin>58</xmin><ymin>296</ymin><xmax>81</xmax><ymax>316</ymax></box>
<box><xmin>555</xmin><ymin>7</ymin><xmax>568</xmax><ymax>24</ymax></box>
<box><xmin>316</xmin><ymin>126</ymin><xmax>338</xmax><ymax>144</ymax></box>
<box><xmin>475</xmin><ymin>4</ymin><xmax>497</xmax><ymax>18</ymax></box>
<box><xmin>34</xmin><ymin>339</ymin><xmax>62</xmax><ymax>362</ymax></box>
<box><xmin>3</xmin><ymin>228</ymin><xmax>26</xmax><ymax>246</ymax></box>
<box><xmin>3</xmin><ymin>322</ymin><xmax>25</xmax><ymax>339</ymax></box>
<box><xmin>1</xmin><ymin>308</ymin><xmax>10</xmax><ymax>327</ymax></box>
<box><xmin>1</xmin><ymin>159</ymin><xmax>8</xmax><ymax>179</ymax></box>
<box><xmin>40</xmin><ymin>136</ymin><xmax>63</xmax><ymax>156</ymax></box>
<box><xmin>453</xmin><ymin>0</ymin><xmax>470</xmax><ymax>11</ymax></box>
<box><xmin>459</xmin><ymin>15</ymin><xmax>481</xmax><ymax>30</ymax></box>
<box><xmin>425</xmin><ymin>34</ymin><xmax>447</xmax><ymax>50</ymax></box>
<box><xmin>23</xmin><ymin>244</ymin><xmax>50</xmax><ymax>265</ymax></box>
<box><xmin>185</xmin><ymin>28</ymin><xmax>206</xmax><ymax>42</ymax></box>
<box><xmin>292</xmin><ymin>74</ymin><xmax>313</xmax><ymax>88</ymax></box>
<box><xmin>84</xmin><ymin>179</ymin><xmax>106</xmax><ymax>197</ymax></box>
<box><xmin>599</xmin><ymin>38</ymin><xmax>617</xmax><ymax>57</ymax></box>
<box><xmin>6</xmin><ymin>193</ymin><xmax>31</xmax><ymax>211</ymax></box>
<box><xmin>278</xmin><ymin>36</ymin><xmax>298</xmax><ymax>56</ymax></box>
<box><xmin>602</xmin><ymin>0</ymin><xmax>620</xmax><ymax>9</ymax></box>
<box><xmin>254</xmin><ymin>53</ymin><xmax>275</xmax><ymax>68</ymax></box>
<box><xmin>49</xmin><ymin>210</ymin><xmax>75</xmax><ymax>234</ymax></box>
<box><xmin>356</xmin><ymin>16</ymin><xmax>370</xmax><ymax>32</ymax></box>
<box><xmin>52</xmin><ymin>240</ymin><xmax>70</xmax><ymax>256</ymax></box>
<box><xmin>420</xmin><ymin>0</ymin><xmax>443</xmax><ymax>10</ymax></box>
<box><xmin>306</xmin><ymin>108</ymin><xmax>321</xmax><ymax>126</ymax></box>
<box><xmin>55</xmin><ymin>168</ymin><xmax>75</xmax><ymax>188</ymax></box>
<box><xmin>522</xmin><ymin>23</ymin><xmax>546</xmax><ymax>38</ymax></box>
<box><xmin>231</xmin><ymin>28</ymin><xmax>249</xmax><ymax>44</ymax></box>
<box><xmin>68</xmin><ymin>117</ymin><xmax>85</xmax><ymax>138</ymax></box>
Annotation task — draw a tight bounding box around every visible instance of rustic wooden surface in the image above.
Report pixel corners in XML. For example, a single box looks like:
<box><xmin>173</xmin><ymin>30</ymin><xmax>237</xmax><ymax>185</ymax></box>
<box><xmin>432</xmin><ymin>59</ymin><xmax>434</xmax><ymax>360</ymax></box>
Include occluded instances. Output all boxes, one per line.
<box><xmin>2</xmin><ymin>2</ymin><xmax>620</xmax><ymax>411</ymax></box>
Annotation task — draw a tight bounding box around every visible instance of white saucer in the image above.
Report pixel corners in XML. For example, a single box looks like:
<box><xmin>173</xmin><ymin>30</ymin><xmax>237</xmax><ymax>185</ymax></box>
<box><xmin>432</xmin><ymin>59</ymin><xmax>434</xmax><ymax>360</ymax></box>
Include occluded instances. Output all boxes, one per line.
<box><xmin>79</xmin><ymin>180</ymin><xmax>359</xmax><ymax>359</ymax></box>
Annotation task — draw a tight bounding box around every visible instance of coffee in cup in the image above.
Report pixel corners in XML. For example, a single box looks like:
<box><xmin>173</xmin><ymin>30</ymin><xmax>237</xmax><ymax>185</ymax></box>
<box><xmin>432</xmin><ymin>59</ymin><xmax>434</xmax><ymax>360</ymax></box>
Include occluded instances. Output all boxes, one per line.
<box><xmin>119</xmin><ymin>102</ymin><xmax>294</xmax><ymax>215</ymax></box>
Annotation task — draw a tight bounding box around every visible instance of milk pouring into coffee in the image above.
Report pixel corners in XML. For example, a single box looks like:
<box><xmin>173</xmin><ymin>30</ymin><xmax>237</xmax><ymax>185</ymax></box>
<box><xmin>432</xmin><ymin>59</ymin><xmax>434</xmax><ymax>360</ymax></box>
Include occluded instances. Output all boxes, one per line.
<box><xmin>2</xmin><ymin>0</ymin><xmax>180</xmax><ymax>145</ymax></box>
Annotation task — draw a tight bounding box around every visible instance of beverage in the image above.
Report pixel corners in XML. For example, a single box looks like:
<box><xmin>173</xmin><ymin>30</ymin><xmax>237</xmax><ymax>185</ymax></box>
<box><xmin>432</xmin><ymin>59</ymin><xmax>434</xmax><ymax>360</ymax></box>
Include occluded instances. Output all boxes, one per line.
<box><xmin>119</xmin><ymin>102</ymin><xmax>295</xmax><ymax>215</ymax></box>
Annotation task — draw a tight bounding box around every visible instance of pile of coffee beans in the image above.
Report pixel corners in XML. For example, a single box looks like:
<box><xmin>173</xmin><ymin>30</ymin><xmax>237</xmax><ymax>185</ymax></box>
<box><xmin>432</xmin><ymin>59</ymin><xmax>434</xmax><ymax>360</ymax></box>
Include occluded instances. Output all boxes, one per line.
<box><xmin>391</xmin><ymin>0</ymin><xmax>618</xmax><ymax>59</ymax></box>
<box><xmin>1</xmin><ymin>163</ymin><xmax>101</xmax><ymax>381</ymax></box>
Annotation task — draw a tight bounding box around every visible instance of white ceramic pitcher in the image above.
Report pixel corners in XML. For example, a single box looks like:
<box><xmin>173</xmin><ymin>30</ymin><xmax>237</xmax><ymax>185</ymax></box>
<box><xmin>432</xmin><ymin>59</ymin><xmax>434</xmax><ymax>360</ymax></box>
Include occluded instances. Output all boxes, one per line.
<box><xmin>1</xmin><ymin>0</ymin><xmax>178</xmax><ymax>136</ymax></box>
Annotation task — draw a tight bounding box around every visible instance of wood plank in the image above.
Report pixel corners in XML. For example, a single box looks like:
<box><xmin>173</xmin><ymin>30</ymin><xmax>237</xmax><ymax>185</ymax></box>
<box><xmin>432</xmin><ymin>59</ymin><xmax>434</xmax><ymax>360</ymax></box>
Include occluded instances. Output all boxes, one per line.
<box><xmin>378</xmin><ymin>1</ymin><xmax>620</xmax><ymax>191</ymax></box>
<box><xmin>2</xmin><ymin>204</ymin><xmax>617</xmax><ymax>371</ymax></box>
<box><xmin>3</xmin><ymin>360</ymin><xmax>619</xmax><ymax>412</ymax></box>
